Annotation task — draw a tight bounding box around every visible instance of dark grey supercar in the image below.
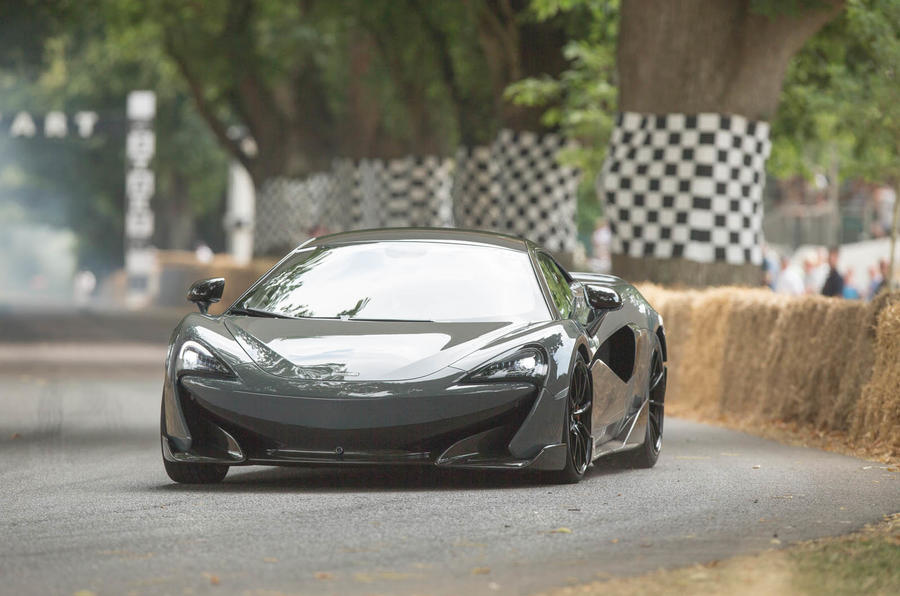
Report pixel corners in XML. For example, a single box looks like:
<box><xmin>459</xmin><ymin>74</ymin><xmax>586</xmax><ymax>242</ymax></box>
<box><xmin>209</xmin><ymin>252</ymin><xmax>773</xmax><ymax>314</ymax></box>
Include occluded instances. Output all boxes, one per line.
<box><xmin>161</xmin><ymin>228</ymin><xmax>667</xmax><ymax>484</ymax></box>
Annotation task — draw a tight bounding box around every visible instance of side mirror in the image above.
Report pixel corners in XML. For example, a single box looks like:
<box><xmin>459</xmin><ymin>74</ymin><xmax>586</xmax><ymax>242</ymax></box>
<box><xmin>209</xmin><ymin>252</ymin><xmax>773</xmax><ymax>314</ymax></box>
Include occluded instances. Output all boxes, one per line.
<box><xmin>585</xmin><ymin>284</ymin><xmax>622</xmax><ymax>312</ymax></box>
<box><xmin>187</xmin><ymin>278</ymin><xmax>225</xmax><ymax>314</ymax></box>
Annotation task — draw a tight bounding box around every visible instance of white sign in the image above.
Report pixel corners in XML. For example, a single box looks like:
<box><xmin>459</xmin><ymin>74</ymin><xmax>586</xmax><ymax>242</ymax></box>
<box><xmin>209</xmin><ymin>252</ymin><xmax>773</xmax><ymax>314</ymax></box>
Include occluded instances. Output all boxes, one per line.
<box><xmin>127</xmin><ymin>91</ymin><xmax>156</xmax><ymax>121</ymax></box>
<box><xmin>126</xmin><ymin>130</ymin><xmax>155</xmax><ymax>167</ymax></box>
<box><xmin>125</xmin><ymin>91</ymin><xmax>157</xmax><ymax>304</ymax></box>
<box><xmin>126</xmin><ymin>209</ymin><xmax>155</xmax><ymax>239</ymax></box>
<box><xmin>44</xmin><ymin>111</ymin><xmax>67</xmax><ymax>137</ymax></box>
<box><xmin>126</xmin><ymin>169</ymin><xmax>155</xmax><ymax>208</ymax></box>
<box><xmin>73</xmin><ymin>111</ymin><xmax>98</xmax><ymax>138</ymax></box>
<box><xmin>2</xmin><ymin>110</ymin><xmax>98</xmax><ymax>138</ymax></box>
<box><xmin>10</xmin><ymin>112</ymin><xmax>36</xmax><ymax>137</ymax></box>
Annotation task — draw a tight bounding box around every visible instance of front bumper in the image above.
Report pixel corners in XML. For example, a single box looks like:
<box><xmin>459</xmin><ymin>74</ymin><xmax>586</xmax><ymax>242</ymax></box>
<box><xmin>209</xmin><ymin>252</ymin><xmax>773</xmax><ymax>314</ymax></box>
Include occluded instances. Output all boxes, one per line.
<box><xmin>162</xmin><ymin>374</ymin><xmax>568</xmax><ymax>471</ymax></box>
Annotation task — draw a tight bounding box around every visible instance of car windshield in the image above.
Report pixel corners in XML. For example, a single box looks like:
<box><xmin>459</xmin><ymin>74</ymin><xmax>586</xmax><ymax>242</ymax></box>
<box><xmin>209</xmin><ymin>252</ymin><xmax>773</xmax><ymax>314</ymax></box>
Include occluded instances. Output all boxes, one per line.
<box><xmin>235</xmin><ymin>241</ymin><xmax>551</xmax><ymax>323</ymax></box>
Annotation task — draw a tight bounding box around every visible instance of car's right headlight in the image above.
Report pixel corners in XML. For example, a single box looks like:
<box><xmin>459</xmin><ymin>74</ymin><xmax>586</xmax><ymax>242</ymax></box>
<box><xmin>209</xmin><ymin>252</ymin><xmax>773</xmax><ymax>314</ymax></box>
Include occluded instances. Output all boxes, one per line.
<box><xmin>462</xmin><ymin>347</ymin><xmax>549</xmax><ymax>384</ymax></box>
<box><xmin>175</xmin><ymin>340</ymin><xmax>233</xmax><ymax>378</ymax></box>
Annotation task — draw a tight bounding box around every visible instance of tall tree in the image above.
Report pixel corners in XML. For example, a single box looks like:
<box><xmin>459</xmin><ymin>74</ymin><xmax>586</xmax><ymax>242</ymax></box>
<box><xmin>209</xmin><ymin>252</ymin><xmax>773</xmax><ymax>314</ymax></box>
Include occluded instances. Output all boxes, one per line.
<box><xmin>0</xmin><ymin>0</ymin><xmax>576</xmax><ymax>270</ymax></box>
<box><xmin>468</xmin><ymin>0</ymin><xmax>569</xmax><ymax>132</ymax></box>
<box><xmin>606</xmin><ymin>0</ymin><xmax>844</xmax><ymax>285</ymax></box>
<box><xmin>142</xmin><ymin>0</ymin><xmax>571</xmax><ymax>185</ymax></box>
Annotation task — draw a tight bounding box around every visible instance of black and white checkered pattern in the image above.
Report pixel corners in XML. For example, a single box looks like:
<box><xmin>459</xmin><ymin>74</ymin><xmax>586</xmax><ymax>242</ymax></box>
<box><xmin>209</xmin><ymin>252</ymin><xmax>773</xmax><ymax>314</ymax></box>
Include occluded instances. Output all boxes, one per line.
<box><xmin>255</xmin><ymin>174</ymin><xmax>342</xmax><ymax>253</ymax></box>
<box><xmin>349</xmin><ymin>156</ymin><xmax>454</xmax><ymax>229</ymax></box>
<box><xmin>254</xmin><ymin>130</ymin><xmax>580</xmax><ymax>256</ymax></box>
<box><xmin>601</xmin><ymin>112</ymin><xmax>771</xmax><ymax>265</ymax></box>
<box><xmin>255</xmin><ymin>157</ymin><xmax>453</xmax><ymax>254</ymax></box>
<box><xmin>453</xmin><ymin>129</ymin><xmax>580</xmax><ymax>253</ymax></box>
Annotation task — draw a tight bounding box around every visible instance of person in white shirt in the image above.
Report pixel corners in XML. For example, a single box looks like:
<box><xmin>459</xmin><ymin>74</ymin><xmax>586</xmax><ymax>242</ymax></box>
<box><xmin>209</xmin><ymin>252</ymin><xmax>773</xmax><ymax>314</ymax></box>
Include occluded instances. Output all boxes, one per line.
<box><xmin>775</xmin><ymin>256</ymin><xmax>805</xmax><ymax>296</ymax></box>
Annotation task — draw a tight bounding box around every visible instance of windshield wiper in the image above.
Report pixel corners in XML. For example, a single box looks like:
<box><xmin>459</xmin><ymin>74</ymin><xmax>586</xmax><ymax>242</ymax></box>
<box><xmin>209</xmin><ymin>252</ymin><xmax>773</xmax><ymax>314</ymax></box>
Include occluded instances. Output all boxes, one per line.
<box><xmin>228</xmin><ymin>307</ymin><xmax>294</xmax><ymax>319</ymax></box>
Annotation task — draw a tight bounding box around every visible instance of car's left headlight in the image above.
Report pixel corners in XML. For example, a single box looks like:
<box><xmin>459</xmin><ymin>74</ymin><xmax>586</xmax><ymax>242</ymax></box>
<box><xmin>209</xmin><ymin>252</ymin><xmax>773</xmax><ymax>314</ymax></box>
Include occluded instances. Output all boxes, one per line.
<box><xmin>463</xmin><ymin>347</ymin><xmax>548</xmax><ymax>384</ymax></box>
<box><xmin>175</xmin><ymin>340</ymin><xmax>233</xmax><ymax>378</ymax></box>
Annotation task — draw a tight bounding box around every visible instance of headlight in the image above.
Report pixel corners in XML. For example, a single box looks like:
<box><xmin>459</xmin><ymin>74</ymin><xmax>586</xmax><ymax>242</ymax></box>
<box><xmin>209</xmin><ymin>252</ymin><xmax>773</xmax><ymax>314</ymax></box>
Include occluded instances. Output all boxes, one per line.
<box><xmin>463</xmin><ymin>347</ymin><xmax>548</xmax><ymax>384</ymax></box>
<box><xmin>175</xmin><ymin>340</ymin><xmax>232</xmax><ymax>378</ymax></box>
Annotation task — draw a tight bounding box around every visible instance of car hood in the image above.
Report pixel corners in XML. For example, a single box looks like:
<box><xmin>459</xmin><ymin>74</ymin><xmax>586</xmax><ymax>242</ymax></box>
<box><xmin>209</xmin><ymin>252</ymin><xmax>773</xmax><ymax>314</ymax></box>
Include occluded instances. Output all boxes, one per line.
<box><xmin>224</xmin><ymin>317</ymin><xmax>526</xmax><ymax>381</ymax></box>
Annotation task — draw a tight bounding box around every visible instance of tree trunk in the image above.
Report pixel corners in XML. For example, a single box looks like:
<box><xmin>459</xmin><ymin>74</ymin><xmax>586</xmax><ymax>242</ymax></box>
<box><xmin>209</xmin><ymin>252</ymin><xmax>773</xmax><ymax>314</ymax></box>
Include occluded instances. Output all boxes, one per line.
<box><xmin>473</xmin><ymin>0</ymin><xmax>568</xmax><ymax>133</ymax></box>
<box><xmin>604</xmin><ymin>0</ymin><xmax>843</xmax><ymax>287</ymax></box>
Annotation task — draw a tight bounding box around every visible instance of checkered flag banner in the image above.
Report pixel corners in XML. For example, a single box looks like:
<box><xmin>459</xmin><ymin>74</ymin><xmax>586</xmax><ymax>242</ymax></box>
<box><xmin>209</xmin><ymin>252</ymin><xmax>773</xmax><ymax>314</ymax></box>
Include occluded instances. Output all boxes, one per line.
<box><xmin>346</xmin><ymin>156</ymin><xmax>454</xmax><ymax>229</ymax></box>
<box><xmin>601</xmin><ymin>112</ymin><xmax>771</xmax><ymax>265</ymax></box>
<box><xmin>453</xmin><ymin>129</ymin><xmax>580</xmax><ymax>253</ymax></box>
<box><xmin>255</xmin><ymin>157</ymin><xmax>454</xmax><ymax>254</ymax></box>
<box><xmin>255</xmin><ymin>174</ymin><xmax>341</xmax><ymax>254</ymax></box>
<box><xmin>255</xmin><ymin>130</ymin><xmax>579</xmax><ymax>255</ymax></box>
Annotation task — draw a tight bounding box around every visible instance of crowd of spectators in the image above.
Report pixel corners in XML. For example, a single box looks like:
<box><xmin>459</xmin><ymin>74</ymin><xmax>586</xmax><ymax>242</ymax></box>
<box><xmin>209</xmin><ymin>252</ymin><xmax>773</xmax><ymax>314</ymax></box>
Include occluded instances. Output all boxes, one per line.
<box><xmin>767</xmin><ymin>246</ymin><xmax>892</xmax><ymax>300</ymax></box>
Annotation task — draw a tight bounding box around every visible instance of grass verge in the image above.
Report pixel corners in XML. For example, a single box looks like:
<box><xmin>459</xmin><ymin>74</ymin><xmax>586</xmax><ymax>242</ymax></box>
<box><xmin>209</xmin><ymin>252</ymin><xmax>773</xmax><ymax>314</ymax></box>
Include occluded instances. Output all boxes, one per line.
<box><xmin>537</xmin><ymin>514</ymin><xmax>900</xmax><ymax>596</ymax></box>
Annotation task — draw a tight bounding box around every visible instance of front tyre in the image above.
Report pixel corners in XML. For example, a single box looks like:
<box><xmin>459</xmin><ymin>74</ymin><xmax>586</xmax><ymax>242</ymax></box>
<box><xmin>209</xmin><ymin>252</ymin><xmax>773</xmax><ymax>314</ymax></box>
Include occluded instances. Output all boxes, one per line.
<box><xmin>163</xmin><ymin>458</ymin><xmax>229</xmax><ymax>484</ymax></box>
<box><xmin>160</xmin><ymin>401</ymin><xmax>228</xmax><ymax>484</ymax></box>
<box><xmin>628</xmin><ymin>347</ymin><xmax>665</xmax><ymax>469</ymax></box>
<box><xmin>546</xmin><ymin>356</ymin><xmax>592</xmax><ymax>484</ymax></box>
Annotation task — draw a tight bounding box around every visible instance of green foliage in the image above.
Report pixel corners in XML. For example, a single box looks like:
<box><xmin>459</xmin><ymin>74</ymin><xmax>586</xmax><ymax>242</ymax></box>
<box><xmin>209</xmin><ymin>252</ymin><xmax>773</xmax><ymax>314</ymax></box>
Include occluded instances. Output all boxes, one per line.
<box><xmin>506</xmin><ymin>0</ymin><xmax>619</xmax><ymax>234</ymax></box>
<box><xmin>790</xmin><ymin>532</ymin><xmax>900</xmax><ymax>595</ymax></box>
<box><xmin>770</xmin><ymin>0</ymin><xmax>900</xmax><ymax>184</ymax></box>
<box><xmin>138</xmin><ymin>0</ymin><xmax>501</xmax><ymax>171</ymax></box>
<box><xmin>0</xmin><ymin>2</ymin><xmax>229</xmax><ymax>272</ymax></box>
<box><xmin>5</xmin><ymin>0</ymin><xmax>895</xmax><ymax>272</ymax></box>
<box><xmin>515</xmin><ymin>0</ymin><xmax>897</xmax><ymax>233</ymax></box>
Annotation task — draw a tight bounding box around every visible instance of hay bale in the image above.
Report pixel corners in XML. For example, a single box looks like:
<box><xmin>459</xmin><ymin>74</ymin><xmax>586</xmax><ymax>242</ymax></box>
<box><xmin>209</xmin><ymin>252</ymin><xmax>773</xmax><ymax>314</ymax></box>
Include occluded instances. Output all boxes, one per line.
<box><xmin>758</xmin><ymin>297</ymin><xmax>834</xmax><ymax>423</ymax></box>
<box><xmin>669</xmin><ymin>288</ymin><xmax>736</xmax><ymax>416</ymax></box>
<box><xmin>717</xmin><ymin>290</ymin><xmax>786</xmax><ymax>415</ymax></box>
<box><xmin>806</xmin><ymin>300</ymin><xmax>869</xmax><ymax>429</ymax></box>
<box><xmin>759</xmin><ymin>298</ymin><xmax>868</xmax><ymax>429</ymax></box>
<box><xmin>638</xmin><ymin>284</ymin><xmax>898</xmax><ymax>457</ymax></box>
<box><xmin>815</xmin><ymin>296</ymin><xmax>889</xmax><ymax>432</ymax></box>
<box><xmin>852</xmin><ymin>296</ymin><xmax>900</xmax><ymax>457</ymax></box>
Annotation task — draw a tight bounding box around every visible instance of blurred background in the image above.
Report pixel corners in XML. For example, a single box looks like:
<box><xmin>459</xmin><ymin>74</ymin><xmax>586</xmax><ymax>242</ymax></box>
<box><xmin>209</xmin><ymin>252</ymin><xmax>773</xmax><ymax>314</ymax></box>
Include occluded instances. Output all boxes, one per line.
<box><xmin>0</xmin><ymin>0</ymin><xmax>897</xmax><ymax>322</ymax></box>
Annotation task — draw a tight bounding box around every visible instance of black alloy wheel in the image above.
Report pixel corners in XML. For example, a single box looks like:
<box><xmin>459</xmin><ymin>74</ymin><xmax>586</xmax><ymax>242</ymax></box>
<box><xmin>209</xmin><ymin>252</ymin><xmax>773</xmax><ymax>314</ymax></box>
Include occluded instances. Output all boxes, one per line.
<box><xmin>568</xmin><ymin>358</ymin><xmax>593</xmax><ymax>475</ymax></box>
<box><xmin>548</xmin><ymin>356</ymin><xmax>592</xmax><ymax>484</ymax></box>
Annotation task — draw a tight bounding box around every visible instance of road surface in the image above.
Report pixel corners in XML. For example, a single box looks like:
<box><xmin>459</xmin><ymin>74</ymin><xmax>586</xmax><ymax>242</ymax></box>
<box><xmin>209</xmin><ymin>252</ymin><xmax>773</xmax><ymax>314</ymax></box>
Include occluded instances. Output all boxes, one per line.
<box><xmin>1</xmin><ymin>349</ymin><xmax>897</xmax><ymax>595</ymax></box>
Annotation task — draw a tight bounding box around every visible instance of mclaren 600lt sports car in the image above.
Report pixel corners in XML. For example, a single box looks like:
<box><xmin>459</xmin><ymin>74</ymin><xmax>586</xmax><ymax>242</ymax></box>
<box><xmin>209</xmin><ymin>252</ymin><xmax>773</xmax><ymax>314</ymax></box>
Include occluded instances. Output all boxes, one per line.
<box><xmin>161</xmin><ymin>228</ymin><xmax>667</xmax><ymax>484</ymax></box>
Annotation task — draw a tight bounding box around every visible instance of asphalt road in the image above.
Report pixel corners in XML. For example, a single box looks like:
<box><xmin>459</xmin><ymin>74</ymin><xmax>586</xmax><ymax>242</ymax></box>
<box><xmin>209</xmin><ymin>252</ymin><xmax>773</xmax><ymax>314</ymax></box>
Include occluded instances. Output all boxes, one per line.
<box><xmin>1</xmin><ymin>354</ymin><xmax>898</xmax><ymax>596</ymax></box>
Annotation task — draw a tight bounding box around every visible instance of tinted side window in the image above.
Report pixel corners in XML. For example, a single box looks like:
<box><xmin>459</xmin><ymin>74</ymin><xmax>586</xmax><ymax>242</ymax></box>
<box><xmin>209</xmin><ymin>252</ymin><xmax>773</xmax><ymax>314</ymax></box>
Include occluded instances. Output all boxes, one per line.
<box><xmin>537</xmin><ymin>253</ymin><xmax>573</xmax><ymax>319</ymax></box>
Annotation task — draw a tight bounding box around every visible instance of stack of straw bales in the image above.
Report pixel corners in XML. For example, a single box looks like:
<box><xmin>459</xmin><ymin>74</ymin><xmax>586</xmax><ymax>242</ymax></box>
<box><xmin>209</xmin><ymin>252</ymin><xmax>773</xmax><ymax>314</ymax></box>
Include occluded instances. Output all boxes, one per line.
<box><xmin>638</xmin><ymin>285</ymin><xmax>899</xmax><ymax>457</ymax></box>
<box><xmin>852</xmin><ymin>301</ymin><xmax>900</xmax><ymax>455</ymax></box>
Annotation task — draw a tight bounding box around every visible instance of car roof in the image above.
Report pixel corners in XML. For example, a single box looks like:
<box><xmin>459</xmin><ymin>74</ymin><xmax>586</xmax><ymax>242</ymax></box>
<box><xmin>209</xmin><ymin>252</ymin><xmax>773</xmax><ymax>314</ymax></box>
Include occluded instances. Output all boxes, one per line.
<box><xmin>303</xmin><ymin>227</ymin><xmax>531</xmax><ymax>252</ymax></box>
